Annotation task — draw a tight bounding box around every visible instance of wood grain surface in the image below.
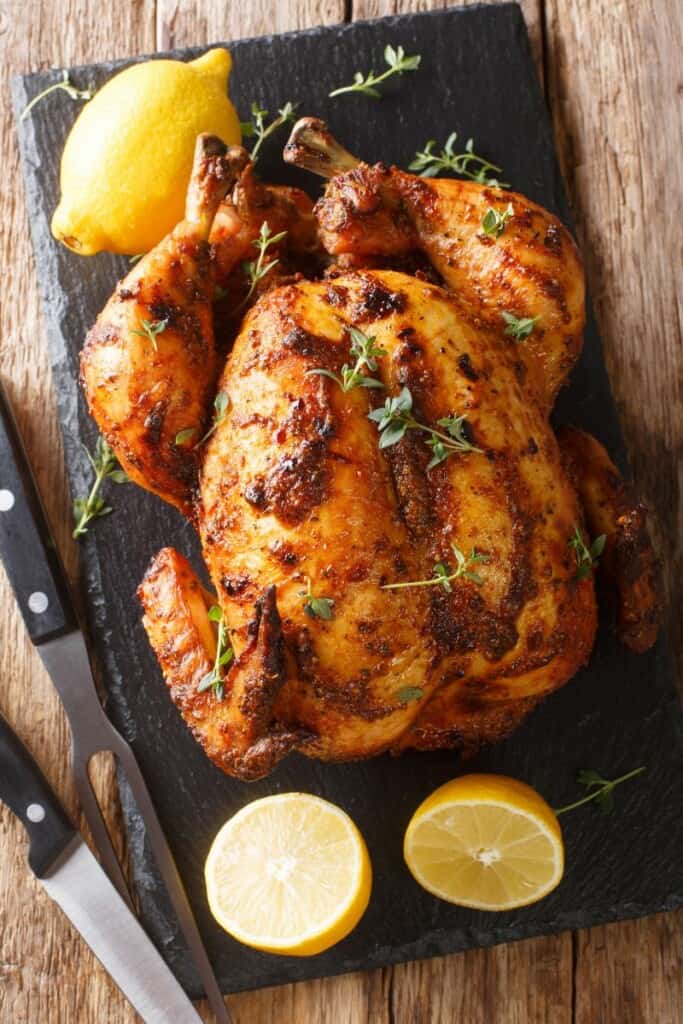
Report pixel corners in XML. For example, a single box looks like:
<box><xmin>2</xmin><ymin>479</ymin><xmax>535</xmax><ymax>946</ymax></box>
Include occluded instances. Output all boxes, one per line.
<box><xmin>0</xmin><ymin>1</ymin><xmax>680</xmax><ymax>1021</ymax></box>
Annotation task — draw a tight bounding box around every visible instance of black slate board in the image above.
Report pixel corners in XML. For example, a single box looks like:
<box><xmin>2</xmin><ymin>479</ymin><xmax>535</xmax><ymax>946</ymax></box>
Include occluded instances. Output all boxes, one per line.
<box><xmin>11</xmin><ymin>3</ymin><xmax>683</xmax><ymax>998</ymax></box>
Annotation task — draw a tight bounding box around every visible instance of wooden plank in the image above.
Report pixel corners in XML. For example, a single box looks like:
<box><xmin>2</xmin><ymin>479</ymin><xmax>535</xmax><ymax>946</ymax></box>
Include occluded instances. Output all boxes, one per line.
<box><xmin>543</xmin><ymin>2</ymin><xmax>683</xmax><ymax>1019</ymax></box>
<box><xmin>385</xmin><ymin>935</ymin><xmax>573</xmax><ymax>1023</ymax></box>
<box><xmin>0</xmin><ymin>6</ymin><xmax>156</xmax><ymax>1023</ymax></box>
<box><xmin>155</xmin><ymin>0</ymin><xmax>346</xmax><ymax>49</ymax></box>
<box><xmin>574</xmin><ymin>914</ymin><xmax>683</xmax><ymax>1024</ymax></box>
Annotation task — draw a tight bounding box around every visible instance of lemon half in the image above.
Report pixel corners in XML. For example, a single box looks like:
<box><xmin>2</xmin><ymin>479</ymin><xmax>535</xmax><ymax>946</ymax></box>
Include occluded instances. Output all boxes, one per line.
<box><xmin>205</xmin><ymin>793</ymin><xmax>372</xmax><ymax>956</ymax></box>
<box><xmin>404</xmin><ymin>774</ymin><xmax>564</xmax><ymax>911</ymax></box>
<box><xmin>51</xmin><ymin>49</ymin><xmax>241</xmax><ymax>255</ymax></box>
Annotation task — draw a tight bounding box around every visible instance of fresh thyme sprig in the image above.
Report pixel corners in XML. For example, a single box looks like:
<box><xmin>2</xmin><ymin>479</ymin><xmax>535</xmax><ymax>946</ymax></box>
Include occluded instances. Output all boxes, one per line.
<box><xmin>482</xmin><ymin>203</ymin><xmax>514</xmax><ymax>238</ymax></box>
<box><xmin>502</xmin><ymin>311</ymin><xmax>539</xmax><ymax>342</ymax></box>
<box><xmin>383</xmin><ymin>544</ymin><xmax>490</xmax><ymax>592</ymax></box>
<box><xmin>234</xmin><ymin>222</ymin><xmax>287</xmax><ymax>313</ymax></box>
<box><xmin>554</xmin><ymin>766</ymin><xmax>646</xmax><ymax>816</ymax></box>
<box><xmin>368</xmin><ymin>387</ymin><xmax>481</xmax><ymax>469</ymax></box>
<box><xmin>329</xmin><ymin>44</ymin><xmax>421</xmax><ymax>99</ymax></box>
<box><xmin>307</xmin><ymin>327</ymin><xmax>387</xmax><ymax>392</ymax></box>
<box><xmin>132</xmin><ymin>317</ymin><xmax>168</xmax><ymax>351</ymax></box>
<box><xmin>72</xmin><ymin>436</ymin><xmax>129</xmax><ymax>539</ymax></box>
<box><xmin>569</xmin><ymin>525</ymin><xmax>606</xmax><ymax>580</ymax></box>
<box><xmin>300</xmin><ymin>576</ymin><xmax>335</xmax><ymax>620</ymax></box>
<box><xmin>409</xmin><ymin>133</ymin><xmax>508</xmax><ymax>187</ymax></box>
<box><xmin>20</xmin><ymin>69</ymin><xmax>94</xmax><ymax>122</ymax></box>
<box><xmin>240</xmin><ymin>101</ymin><xmax>297</xmax><ymax>163</ymax></box>
<box><xmin>178</xmin><ymin>390</ymin><xmax>230</xmax><ymax>449</ymax></box>
<box><xmin>197</xmin><ymin>605</ymin><xmax>234</xmax><ymax>701</ymax></box>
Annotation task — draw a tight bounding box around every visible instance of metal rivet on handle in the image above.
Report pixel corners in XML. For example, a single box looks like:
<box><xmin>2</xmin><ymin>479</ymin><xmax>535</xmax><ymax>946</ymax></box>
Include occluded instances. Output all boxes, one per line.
<box><xmin>0</xmin><ymin>489</ymin><xmax>15</xmax><ymax>511</ymax></box>
<box><xmin>28</xmin><ymin>591</ymin><xmax>49</xmax><ymax>614</ymax></box>
<box><xmin>26</xmin><ymin>803</ymin><xmax>46</xmax><ymax>823</ymax></box>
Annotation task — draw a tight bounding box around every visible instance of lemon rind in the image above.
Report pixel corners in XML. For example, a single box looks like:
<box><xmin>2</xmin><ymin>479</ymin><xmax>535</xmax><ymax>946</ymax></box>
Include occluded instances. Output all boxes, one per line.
<box><xmin>404</xmin><ymin>796</ymin><xmax>564</xmax><ymax>911</ymax></box>
<box><xmin>205</xmin><ymin>793</ymin><xmax>370</xmax><ymax>950</ymax></box>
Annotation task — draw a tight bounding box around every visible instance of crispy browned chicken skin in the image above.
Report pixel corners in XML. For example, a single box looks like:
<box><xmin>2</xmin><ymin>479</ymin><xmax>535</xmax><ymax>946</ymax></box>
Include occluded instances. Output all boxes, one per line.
<box><xmin>82</xmin><ymin>129</ymin><xmax>660</xmax><ymax>780</ymax></box>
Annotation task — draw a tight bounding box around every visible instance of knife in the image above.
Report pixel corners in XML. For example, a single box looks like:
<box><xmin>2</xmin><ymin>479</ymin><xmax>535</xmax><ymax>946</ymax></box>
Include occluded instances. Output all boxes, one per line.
<box><xmin>0</xmin><ymin>709</ymin><xmax>203</xmax><ymax>1023</ymax></box>
<box><xmin>0</xmin><ymin>382</ymin><xmax>231</xmax><ymax>1024</ymax></box>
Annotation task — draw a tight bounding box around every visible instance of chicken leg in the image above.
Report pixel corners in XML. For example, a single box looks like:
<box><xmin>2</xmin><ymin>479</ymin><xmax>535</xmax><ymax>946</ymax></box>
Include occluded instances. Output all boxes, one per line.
<box><xmin>284</xmin><ymin>117</ymin><xmax>585</xmax><ymax>411</ymax></box>
<box><xmin>81</xmin><ymin>135</ymin><xmax>247</xmax><ymax>516</ymax></box>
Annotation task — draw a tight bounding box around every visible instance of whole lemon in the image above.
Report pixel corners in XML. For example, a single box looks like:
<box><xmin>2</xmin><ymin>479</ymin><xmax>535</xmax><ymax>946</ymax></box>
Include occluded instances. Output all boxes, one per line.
<box><xmin>51</xmin><ymin>49</ymin><xmax>241</xmax><ymax>255</ymax></box>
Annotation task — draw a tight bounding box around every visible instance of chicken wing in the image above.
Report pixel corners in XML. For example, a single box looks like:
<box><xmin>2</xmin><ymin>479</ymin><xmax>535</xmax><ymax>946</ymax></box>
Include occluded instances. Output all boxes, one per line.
<box><xmin>138</xmin><ymin>547</ymin><xmax>307</xmax><ymax>780</ymax></box>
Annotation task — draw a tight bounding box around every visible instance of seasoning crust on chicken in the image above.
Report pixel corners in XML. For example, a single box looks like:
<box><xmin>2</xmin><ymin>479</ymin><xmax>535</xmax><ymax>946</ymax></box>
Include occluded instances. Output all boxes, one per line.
<box><xmin>82</xmin><ymin>130</ymin><xmax>660</xmax><ymax>781</ymax></box>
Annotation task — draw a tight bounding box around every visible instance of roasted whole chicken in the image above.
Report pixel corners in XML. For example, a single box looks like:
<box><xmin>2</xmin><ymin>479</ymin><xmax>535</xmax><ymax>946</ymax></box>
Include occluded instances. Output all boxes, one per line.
<box><xmin>81</xmin><ymin>123</ymin><xmax>659</xmax><ymax>780</ymax></box>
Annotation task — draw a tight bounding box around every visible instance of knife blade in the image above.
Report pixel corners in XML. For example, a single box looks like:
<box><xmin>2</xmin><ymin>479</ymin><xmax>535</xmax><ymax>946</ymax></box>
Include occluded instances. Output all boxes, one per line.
<box><xmin>0</xmin><ymin>709</ymin><xmax>202</xmax><ymax>1023</ymax></box>
<box><xmin>0</xmin><ymin>382</ymin><xmax>231</xmax><ymax>1024</ymax></box>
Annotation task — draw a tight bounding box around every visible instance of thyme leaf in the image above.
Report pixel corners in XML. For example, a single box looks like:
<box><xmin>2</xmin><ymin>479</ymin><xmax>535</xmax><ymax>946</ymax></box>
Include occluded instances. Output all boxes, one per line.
<box><xmin>569</xmin><ymin>525</ymin><xmax>606</xmax><ymax>580</ymax></box>
<box><xmin>240</xmin><ymin>101</ymin><xmax>297</xmax><ymax>163</ymax></box>
<box><xmin>234</xmin><ymin>221</ymin><xmax>287</xmax><ymax>313</ymax></box>
<box><xmin>368</xmin><ymin>387</ymin><xmax>481</xmax><ymax>467</ymax></box>
<box><xmin>382</xmin><ymin>544</ymin><xmax>490</xmax><ymax>592</ymax></box>
<box><xmin>482</xmin><ymin>203</ymin><xmax>514</xmax><ymax>238</ymax></box>
<box><xmin>329</xmin><ymin>44</ymin><xmax>421</xmax><ymax>99</ymax></box>
<box><xmin>307</xmin><ymin>326</ymin><xmax>386</xmax><ymax>392</ymax></box>
<box><xmin>194</xmin><ymin>390</ymin><xmax>230</xmax><ymax>448</ymax></box>
<box><xmin>502</xmin><ymin>311</ymin><xmax>539</xmax><ymax>342</ymax></box>
<box><xmin>72</xmin><ymin>435</ymin><xmax>129</xmax><ymax>539</ymax></box>
<box><xmin>554</xmin><ymin>766</ymin><xmax>646</xmax><ymax>816</ymax></box>
<box><xmin>396</xmin><ymin>686</ymin><xmax>424</xmax><ymax>703</ymax></box>
<box><xmin>174</xmin><ymin>427</ymin><xmax>196</xmax><ymax>447</ymax></box>
<box><xmin>197</xmin><ymin>604</ymin><xmax>234</xmax><ymax>701</ymax></box>
<box><xmin>409</xmin><ymin>133</ymin><xmax>508</xmax><ymax>187</ymax></box>
<box><xmin>300</xmin><ymin>576</ymin><xmax>335</xmax><ymax>620</ymax></box>
<box><xmin>20</xmin><ymin>70</ymin><xmax>94</xmax><ymax>122</ymax></box>
<box><xmin>131</xmin><ymin>317</ymin><xmax>168</xmax><ymax>351</ymax></box>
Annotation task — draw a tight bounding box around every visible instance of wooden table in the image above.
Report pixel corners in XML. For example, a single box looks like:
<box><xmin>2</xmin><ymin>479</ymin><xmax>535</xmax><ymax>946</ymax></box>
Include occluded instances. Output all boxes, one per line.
<box><xmin>0</xmin><ymin>1</ymin><xmax>680</xmax><ymax>1020</ymax></box>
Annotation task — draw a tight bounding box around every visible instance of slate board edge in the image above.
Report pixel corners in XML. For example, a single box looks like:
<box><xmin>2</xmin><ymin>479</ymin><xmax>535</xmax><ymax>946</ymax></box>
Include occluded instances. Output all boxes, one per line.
<box><xmin>9</xmin><ymin>3</ymin><xmax>683</xmax><ymax>1000</ymax></box>
<box><xmin>184</xmin><ymin>889</ymin><xmax>683</xmax><ymax>998</ymax></box>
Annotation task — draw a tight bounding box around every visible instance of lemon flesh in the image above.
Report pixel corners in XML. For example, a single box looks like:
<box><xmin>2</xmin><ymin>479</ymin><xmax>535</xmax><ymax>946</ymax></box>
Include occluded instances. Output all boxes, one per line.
<box><xmin>205</xmin><ymin>793</ymin><xmax>372</xmax><ymax>956</ymax></box>
<box><xmin>51</xmin><ymin>49</ymin><xmax>241</xmax><ymax>255</ymax></box>
<box><xmin>404</xmin><ymin>774</ymin><xmax>564</xmax><ymax>911</ymax></box>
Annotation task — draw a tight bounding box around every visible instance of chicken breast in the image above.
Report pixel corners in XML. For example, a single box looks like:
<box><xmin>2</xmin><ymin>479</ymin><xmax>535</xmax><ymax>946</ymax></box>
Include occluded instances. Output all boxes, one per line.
<box><xmin>192</xmin><ymin>269</ymin><xmax>597</xmax><ymax>764</ymax></box>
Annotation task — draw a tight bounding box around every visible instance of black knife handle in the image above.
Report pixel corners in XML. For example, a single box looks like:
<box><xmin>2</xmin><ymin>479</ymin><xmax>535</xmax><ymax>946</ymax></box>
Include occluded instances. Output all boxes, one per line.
<box><xmin>0</xmin><ymin>711</ymin><xmax>75</xmax><ymax>877</ymax></box>
<box><xmin>0</xmin><ymin>382</ymin><xmax>76</xmax><ymax>644</ymax></box>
